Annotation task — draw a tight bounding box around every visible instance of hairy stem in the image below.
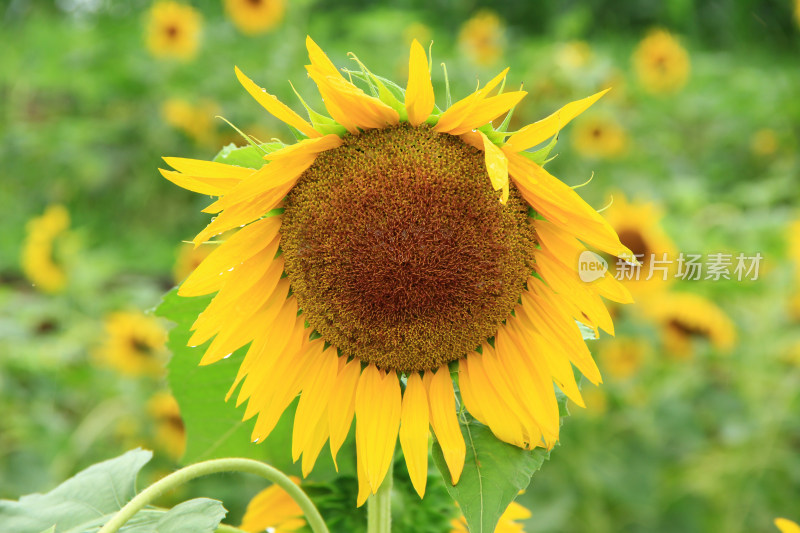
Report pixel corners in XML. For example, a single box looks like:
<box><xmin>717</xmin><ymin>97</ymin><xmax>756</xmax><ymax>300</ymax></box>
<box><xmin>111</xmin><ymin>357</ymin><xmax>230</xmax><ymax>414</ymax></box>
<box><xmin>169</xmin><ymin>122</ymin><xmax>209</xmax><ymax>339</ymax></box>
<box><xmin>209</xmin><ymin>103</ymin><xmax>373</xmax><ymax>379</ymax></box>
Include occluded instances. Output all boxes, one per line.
<box><xmin>366</xmin><ymin>460</ymin><xmax>394</xmax><ymax>533</ymax></box>
<box><xmin>98</xmin><ymin>457</ymin><xmax>329</xmax><ymax>533</ymax></box>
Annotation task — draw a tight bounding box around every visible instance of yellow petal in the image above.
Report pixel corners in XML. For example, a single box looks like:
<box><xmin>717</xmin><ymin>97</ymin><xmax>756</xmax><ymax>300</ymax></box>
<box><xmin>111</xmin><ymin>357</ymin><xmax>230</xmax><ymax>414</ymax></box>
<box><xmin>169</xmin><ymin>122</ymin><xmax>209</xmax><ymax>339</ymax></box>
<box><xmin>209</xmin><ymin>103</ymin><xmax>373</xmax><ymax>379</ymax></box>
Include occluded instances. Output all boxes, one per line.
<box><xmin>447</xmin><ymin>91</ymin><xmax>527</xmax><ymax>136</ymax></box>
<box><xmin>508</xmin><ymin>319</ymin><xmax>584</xmax><ymax>408</ymax></box>
<box><xmin>434</xmin><ymin>68</ymin><xmax>509</xmax><ymax>134</ymax></box>
<box><xmin>356</xmin><ymin>437</ymin><xmax>370</xmax><ymax>508</ymax></box>
<box><xmin>506</xmin><ymin>149</ymin><xmax>631</xmax><ymax>258</ymax></box>
<box><xmin>179</xmin><ymin>216</ymin><xmax>281</xmax><ymax>296</ymax></box>
<box><xmin>456</xmin><ymin>358</ymin><xmax>487</xmax><ymax>425</ymax></box>
<box><xmin>427</xmin><ymin>367</ymin><xmax>465</xmax><ymax>484</ymax></box>
<box><xmin>216</xmin><ymin>134</ymin><xmax>341</xmax><ymax>210</ymax></box>
<box><xmin>305</xmin><ymin>35</ymin><xmax>344</xmax><ymax>80</ymax></box>
<box><xmin>476</xmin><ymin>131</ymin><xmax>509</xmax><ymax>204</ymax></box>
<box><xmin>405</xmin><ymin>39</ymin><xmax>435</xmax><ymax>126</ymax></box>
<box><xmin>192</xmin><ymin>180</ymin><xmax>294</xmax><ymax>245</ymax></box>
<box><xmin>239</xmin><ymin>476</ymin><xmax>305</xmax><ymax>533</ymax></box>
<box><xmin>355</xmin><ymin>365</ymin><xmax>401</xmax><ymax>493</ymax></box>
<box><xmin>775</xmin><ymin>518</ymin><xmax>800</xmax><ymax>533</ymax></box>
<box><xmin>301</xmin><ymin>409</ymin><xmax>330</xmax><ymax>478</ymax></box>
<box><xmin>534</xmin><ymin>249</ymin><xmax>615</xmax><ymax>335</ymax></box>
<box><xmin>293</xmin><ymin>346</ymin><xmax>338</xmax><ymax>461</ymax></box>
<box><xmin>505</xmin><ymin>89</ymin><xmax>610</xmax><ymax>152</ymax></box>
<box><xmin>494</xmin><ymin>326</ymin><xmax>560</xmax><ymax>442</ymax></box>
<box><xmin>159</xmin><ymin>168</ymin><xmax>243</xmax><ymax>197</ymax></box>
<box><xmin>524</xmin><ymin>278</ymin><xmax>602</xmax><ymax>384</ymax></box>
<box><xmin>163</xmin><ymin>157</ymin><xmax>256</xmax><ymax>179</ymax></box>
<box><xmin>307</xmin><ymin>66</ymin><xmax>400</xmax><ymax>132</ymax></box>
<box><xmin>235</xmin><ymin>66</ymin><xmax>321</xmax><ymax>139</ymax></box>
<box><xmin>328</xmin><ymin>358</ymin><xmax>361</xmax><ymax>469</ymax></box>
<box><xmin>460</xmin><ymin>353</ymin><xmax>527</xmax><ymax>447</ymax></box>
<box><xmin>399</xmin><ymin>373</ymin><xmax>429</xmax><ymax>498</ymax></box>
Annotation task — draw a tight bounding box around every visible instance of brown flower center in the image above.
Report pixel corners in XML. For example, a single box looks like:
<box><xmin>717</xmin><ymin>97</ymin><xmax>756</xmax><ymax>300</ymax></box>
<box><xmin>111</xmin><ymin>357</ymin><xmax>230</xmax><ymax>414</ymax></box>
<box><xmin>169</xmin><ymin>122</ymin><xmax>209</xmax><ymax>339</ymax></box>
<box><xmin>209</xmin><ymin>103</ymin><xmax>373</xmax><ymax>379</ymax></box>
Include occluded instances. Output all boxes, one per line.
<box><xmin>280</xmin><ymin>124</ymin><xmax>536</xmax><ymax>372</ymax></box>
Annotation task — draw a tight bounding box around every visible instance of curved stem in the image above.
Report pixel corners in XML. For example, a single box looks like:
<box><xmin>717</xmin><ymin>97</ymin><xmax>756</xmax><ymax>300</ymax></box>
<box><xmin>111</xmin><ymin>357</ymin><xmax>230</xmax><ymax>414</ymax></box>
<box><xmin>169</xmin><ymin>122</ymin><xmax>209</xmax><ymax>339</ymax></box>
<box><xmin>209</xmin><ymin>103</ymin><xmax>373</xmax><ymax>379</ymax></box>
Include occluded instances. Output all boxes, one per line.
<box><xmin>98</xmin><ymin>458</ymin><xmax>329</xmax><ymax>533</ymax></box>
<box><xmin>367</xmin><ymin>460</ymin><xmax>393</xmax><ymax>533</ymax></box>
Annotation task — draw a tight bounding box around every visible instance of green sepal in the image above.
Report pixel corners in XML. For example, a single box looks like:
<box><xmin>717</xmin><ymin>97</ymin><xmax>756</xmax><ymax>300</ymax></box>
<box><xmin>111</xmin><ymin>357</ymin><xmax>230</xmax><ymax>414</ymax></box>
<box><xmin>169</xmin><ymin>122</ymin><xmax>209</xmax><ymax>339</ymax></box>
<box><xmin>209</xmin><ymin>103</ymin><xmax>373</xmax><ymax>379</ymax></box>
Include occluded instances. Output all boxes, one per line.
<box><xmin>212</xmin><ymin>142</ymin><xmax>285</xmax><ymax>170</ymax></box>
<box><xmin>344</xmin><ymin>68</ymin><xmax>408</xmax><ymax>121</ymax></box>
<box><xmin>288</xmin><ymin>81</ymin><xmax>348</xmax><ymax>137</ymax></box>
<box><xmin>477</xmin><ymin>123</ymin><xmax>507</xmax><ymax>146</ymax></box>
<box><xmin>518</xmin><ymin>133</ymin><xmax>559</xmax><ymax>166</ymax></box>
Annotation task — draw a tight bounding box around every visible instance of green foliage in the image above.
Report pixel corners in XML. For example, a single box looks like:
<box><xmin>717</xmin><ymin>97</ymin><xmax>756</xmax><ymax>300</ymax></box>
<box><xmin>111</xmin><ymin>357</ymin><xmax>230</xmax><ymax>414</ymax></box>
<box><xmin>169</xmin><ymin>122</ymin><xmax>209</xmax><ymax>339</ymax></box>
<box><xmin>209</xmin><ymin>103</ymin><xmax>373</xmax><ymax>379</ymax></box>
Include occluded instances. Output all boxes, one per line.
<box><xmin>432</xmin><ymin>415</ymin><xmax>550</xmax><ymax>533</ymax></box>
<box><xmin>0</xmin><ymin>449</ymin><xmax>226</xmax><ymax>533</ymax></box>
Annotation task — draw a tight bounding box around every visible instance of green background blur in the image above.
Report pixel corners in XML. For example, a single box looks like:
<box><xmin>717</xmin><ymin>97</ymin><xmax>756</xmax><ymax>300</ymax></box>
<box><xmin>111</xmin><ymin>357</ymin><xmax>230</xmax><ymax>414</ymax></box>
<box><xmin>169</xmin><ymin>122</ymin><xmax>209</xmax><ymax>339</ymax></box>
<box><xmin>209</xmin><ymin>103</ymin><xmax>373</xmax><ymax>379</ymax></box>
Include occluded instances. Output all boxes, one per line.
<box><xmin>2</xmin><ymin>0</ymin><xmax>800</xmax><ymax>531</ymax></box>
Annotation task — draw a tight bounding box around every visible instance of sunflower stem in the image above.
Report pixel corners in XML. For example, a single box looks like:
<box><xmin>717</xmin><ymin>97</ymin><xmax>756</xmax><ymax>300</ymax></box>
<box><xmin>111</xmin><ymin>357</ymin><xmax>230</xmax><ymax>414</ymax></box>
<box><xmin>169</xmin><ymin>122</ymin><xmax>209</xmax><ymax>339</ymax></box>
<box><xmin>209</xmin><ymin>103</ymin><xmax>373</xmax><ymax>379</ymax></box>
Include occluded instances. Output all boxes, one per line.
<box><xmin>97</xmin><ymin>457</ymin><xmax>329</xmax><ymax>533</ymax></box>
<box><xmin>367</xmin><ymin>460</ymin><xmax>394</xmax><ymax>533</ymax></box>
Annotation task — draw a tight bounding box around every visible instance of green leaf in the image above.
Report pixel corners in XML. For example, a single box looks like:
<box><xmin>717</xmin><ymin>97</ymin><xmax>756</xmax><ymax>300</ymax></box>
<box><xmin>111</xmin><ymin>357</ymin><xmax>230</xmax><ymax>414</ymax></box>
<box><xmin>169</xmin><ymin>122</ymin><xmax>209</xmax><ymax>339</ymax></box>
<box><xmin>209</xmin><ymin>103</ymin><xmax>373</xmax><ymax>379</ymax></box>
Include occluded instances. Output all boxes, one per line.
<box><xmin>154</xmin><ymin>289</ymin><xmax>357</xmax><ymax>480</ymax></box>
<box><xmin>212</xmin><ymin>142</ymin><xmax>285</xmax><ymax>170</ymax></box>
<box><xmin>0</xmin><ymin>449</ymin><xmax>226</xmax><ymax>533</ymax></box>
<box><xmin>431</xmin><ymin>416</ymin><xmax>550</xmax><ymax>533</ymax></box>
<box><xmin>148</xmin><ymin>499</ymin><xmax>227</xmax><ymax>533</ymax></box>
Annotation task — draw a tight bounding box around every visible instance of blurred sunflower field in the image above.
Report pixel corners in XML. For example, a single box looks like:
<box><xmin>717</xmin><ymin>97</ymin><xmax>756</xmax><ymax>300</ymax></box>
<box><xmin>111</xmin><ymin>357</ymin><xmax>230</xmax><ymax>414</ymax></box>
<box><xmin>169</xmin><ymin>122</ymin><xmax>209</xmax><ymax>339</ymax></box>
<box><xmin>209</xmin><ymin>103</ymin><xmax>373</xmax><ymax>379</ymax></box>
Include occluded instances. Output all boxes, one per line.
<box><xmin>2</xmin><ymin>0</ymin><xmax>800</xmax><ymax>532</ymax></box>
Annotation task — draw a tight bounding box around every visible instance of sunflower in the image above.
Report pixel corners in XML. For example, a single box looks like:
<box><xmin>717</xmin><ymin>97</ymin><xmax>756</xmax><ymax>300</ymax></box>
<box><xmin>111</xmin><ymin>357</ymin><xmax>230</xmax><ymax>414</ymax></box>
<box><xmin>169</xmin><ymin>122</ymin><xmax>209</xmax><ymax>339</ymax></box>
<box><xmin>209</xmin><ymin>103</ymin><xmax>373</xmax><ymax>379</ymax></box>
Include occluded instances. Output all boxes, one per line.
<box><xmin>239</xmin><ymin>477</ymin><xmax>305</xmax><ymax>532</ymax></box>
<box><xmin>451</xmin><ymin>500</ymin><xmax>530</xmax><ymax>532</ymax></box>
<box><xmin>776</xmin><ymin>518</ymin><xmax>800</xmax><ymax>533</ymax></box>
<box><xmin>571</xmin><ymin>115</ymin><xmax>628</xmax><ymax>159</ymax></box>
<box><xmin>632</xmin><ymin>29</ymin><xmax>690</xmax><ymax>94</ymax></box>
<box><xmin>555</xmin><ymin>41</ymin><xmax>592</xmax><ymax>70</ymax></box>
<box><xmin>225</xmin><ymin>0</ymin><xmax>285</xmax><ymax>35</ymax></box>
<box><xmin>597</xmin><ymin>336</ymin><xmax>648</xmax><ymax>380</ymax></box>
<box><xmin>160</xmin><ymin>37</ymin><xmax>633</xmax><ymax>504</ymax></box>
<box><xmin>21</xmin><ymin>205</ymin><xmax>71</xmax><ymax>294</ymax></box>
<box><xmin>750</xmin><ymin>128</ymin><xmax>778</xmax><ymax>157</ymax></box>
<box><xmin>603</xmin><ymin>192</ymin><xmax>677</xmax><ymax>293</ymax></box>
<box><xmin>162</xmin><ymin>98</ymin><xmax>219</xmax><ymax>146</ymax></box>
<box><xmin>146</xmin><ymin>1</ymin><xmax>202</xmax><ymax>61</ymax></box>
<box><xmin>148</xmin><ymin>391</ymin><xmax>187</xmax><ymax>460</ymax></box>
<box><xmin>641</xmin><ymin>292</ymin><xmax>736</xmax><ymax>358</ymax></box>
<box><xmin>458</xmin><ymin>10</ymin><xmax>505</xmax><ymax>66</ymax></box>
<box><xmin>94</xmin><ymin>311</ymin><xmax>169</xmax><ymax>377</ymax></box>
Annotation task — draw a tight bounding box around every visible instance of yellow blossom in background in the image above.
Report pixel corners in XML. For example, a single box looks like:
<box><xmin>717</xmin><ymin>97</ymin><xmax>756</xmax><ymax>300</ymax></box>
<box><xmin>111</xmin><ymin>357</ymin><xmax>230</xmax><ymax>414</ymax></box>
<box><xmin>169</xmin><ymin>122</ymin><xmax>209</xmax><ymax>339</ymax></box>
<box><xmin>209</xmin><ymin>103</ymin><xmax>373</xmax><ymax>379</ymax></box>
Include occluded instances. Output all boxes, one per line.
<box><xmin>786</xmin><ymin>219</ymin><xmax>800</xmax><ymax>279</ymax></box>
<box><xmin>21</xmin><ymin>205</ymin><xmax>71</xmax><ymax>294</ymax></box>
<box><xmin>642</xmin><ymin>292</ymin><xmax>736</xmax><ymax>358</ymax></box>
<box><xmin>452</xmin><ymin>500</ymin><xmax>530</xmax><ymax>532</ymax></box>
<box><xmin>598</xmin><ymin>337</ymin><xmax>648</xmax><ymax>380</ymax></box>
<box><xmin>579</xmin><ymin>386</ymin><xmax>609</xmax><ymax>416</ymax></box>
<box><xmin>458</xmin><ymin>10</ymin><xmax>505</xmax><ymax>65</ymax></box>
<box><xmin>571</xmin><ymin>115</ymin><xmax>628</xmax><ymax>159</ymax></box>
<box><xmin>776</xmin><ymin>518</ymin><xmax>800</xmax><ymax>533</ymax></box>
<box><xmin>94</xmin><ymin>311</ymin><xmax>169</xmax><ymax>377</ymax></box>
<box><xmin>633</xmin><ymin>29</ymin><xmax>690</xmax><ymax>94</ymax></box>
<box><xmin>240</xmin><ymin>477</ymin><xmax>306</xmax><ymax>532</ymax></box>
<box><xmin>750</xmin><ymin>128</ymin><xmax>778</xmax><ymax>156</ymax></box>
<box><xmin>173</xmin><ymin>241</ymin><xmax>215</xmax><ymax>284</ymax></box>
<box><xmin>403</xmin><ymin>22</ymin><xmax>432</xmax><ymax>46</ymax></box>
<box><xmin>161</xmin><ymin>37</ymin><xmax>633</xmax><ymax>504</ymax></box>
<box><xmin>147</xmin><ymin>391</ymin><xmax>186</xmax><ymax>460</ymax></box>
<box><xmin>555</xmin><ymin>41</ymin><xmax>593</xmax><ymax>70</ymax></box>
<box><xmin>225</xmin><ymin>0</ymin><xmax>285</xmax><ymax>35</ymax></box>
<box><xmin>146</xmin><ymin>1</ymin><xmax>202</xmax><ymax>61</ymax></box>
<box><xmin>162</xmin><ymin>98</ymin><xmax>220</xmax><ymax>146</ymax></box>
<box><xmin>603</xmin><ymin>192</ymin><xmax>678</xmax><ymax>293</ymax></box>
